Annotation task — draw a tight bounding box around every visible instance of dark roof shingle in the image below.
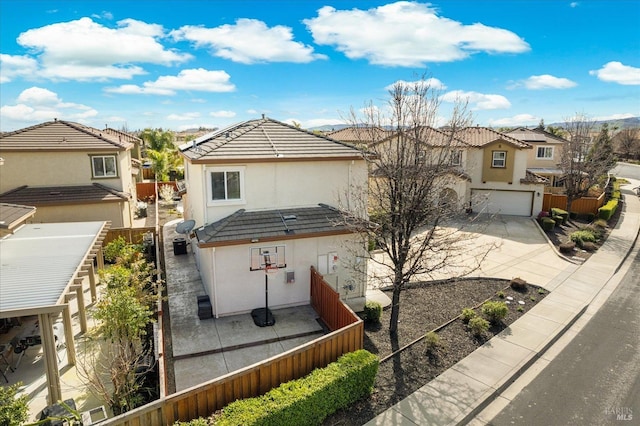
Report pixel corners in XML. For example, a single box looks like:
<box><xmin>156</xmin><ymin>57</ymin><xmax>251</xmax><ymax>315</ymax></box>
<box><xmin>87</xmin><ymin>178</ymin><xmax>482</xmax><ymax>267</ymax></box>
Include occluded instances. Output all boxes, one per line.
<box><xmin>0</xmin><ymin>120</ymin><xmax>133</xmax><ymax>151</ymax></box>
<box><xmin>0</xmin><ymin>203</ymin><xmax>37</xmax><ymax>229</ymax></box>
<box><xmin>0</xmin><ymin>183</ymin><xmax>129</xmax><ymax>206</ymax></box>
<box><xmin>195</xmin><ymin>204</ymin><xmax>354</xmax><ymax>246</ymax></box>
<box><xmin>179</xmin><ymin>117</ymin><xmax>364</xmax><ymax>163</ymax></box>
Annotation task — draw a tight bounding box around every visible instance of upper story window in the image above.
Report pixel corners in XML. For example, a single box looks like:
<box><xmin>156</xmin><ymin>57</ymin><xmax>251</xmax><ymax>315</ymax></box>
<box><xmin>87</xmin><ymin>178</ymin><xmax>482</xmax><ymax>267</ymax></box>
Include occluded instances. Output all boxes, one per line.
<box><xmin>207</xmin><ymin>167</ymin><xmax>245</xmax><ymax>204</ymax></box>
<box><xmin>491</xmin><ymin>151</ymin><xmax>506</xmax><ymax>168</ymax></box>
<box><xmin>450</xmin><ymin>150</ymin><xmax>463</xmax><ymax>166</ymax></box>
<box><xmin>536</xmin><ymin>146</ymin><xmax>554</xmax><ymax>159</ymax></box>
<box><xmin>91</xmin><ymin>155</ymin><xmax>118</xmax><ymax>178</ymax></box>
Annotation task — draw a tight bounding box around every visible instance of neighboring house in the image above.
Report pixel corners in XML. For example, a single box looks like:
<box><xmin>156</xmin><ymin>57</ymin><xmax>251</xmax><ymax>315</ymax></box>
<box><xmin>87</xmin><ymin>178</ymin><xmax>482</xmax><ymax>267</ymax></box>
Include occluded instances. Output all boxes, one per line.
<box><xmin>0</xmin><ymin>120</ymin><xmax>138</xmax><ymax>227</ymax></box>
<box><xmin>179</xmin><ymin>116</ymin><xmax>369</xmax><ymax>317</ymax></box>
<box><xmin>103</xmin><ymin>127</ymin><xmax>144</xmax><ymax>182</ymax></box>
<box><xmin>507</xmin><ymin>127</ymin><xmax>567</xmax><ymax>193</ymax></box>
<box><xmin>0</xmin><ymin>202</ymin><xmax>36</xmax><ymax>237</ymax></box>
<box><xmin>458</xmin><ymin>127</ymin><xmax>546</xmax><ymax>216</ymax></box>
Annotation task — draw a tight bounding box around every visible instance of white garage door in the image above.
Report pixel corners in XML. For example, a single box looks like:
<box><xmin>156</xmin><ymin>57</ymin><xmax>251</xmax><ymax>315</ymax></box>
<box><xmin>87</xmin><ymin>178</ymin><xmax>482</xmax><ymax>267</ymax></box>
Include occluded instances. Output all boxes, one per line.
<box><xmin>471</xmin><ymin>190</ymin><xmax>533</xmax><ymax>216</ymax></box>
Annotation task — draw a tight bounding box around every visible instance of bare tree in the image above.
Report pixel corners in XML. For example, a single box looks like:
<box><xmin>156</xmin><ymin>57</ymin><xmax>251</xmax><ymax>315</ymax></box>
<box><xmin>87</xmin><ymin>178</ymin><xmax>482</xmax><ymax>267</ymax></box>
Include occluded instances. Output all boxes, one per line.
<box><xmin>341</xmin><ymin>78</ymin><xmax>494</xmax><ymax>335</ymax></box>
<box><xmin>615</xmin><ymin>127</ymin><xmax>640</xmax><ymax>160</ymax></box>
<box><xmin>561</xmin><ymin>114</ymin><xmax>616</xmax><ymax>211</ymax></box>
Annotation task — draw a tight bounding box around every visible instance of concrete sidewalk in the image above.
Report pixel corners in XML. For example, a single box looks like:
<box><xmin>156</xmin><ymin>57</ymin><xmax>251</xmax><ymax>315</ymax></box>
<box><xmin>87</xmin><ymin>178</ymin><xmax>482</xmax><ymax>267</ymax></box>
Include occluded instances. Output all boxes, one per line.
<box><xmin>366</xmin><ymin>186</ymin><xmax>640</xmax><ymax>426</ymax></box>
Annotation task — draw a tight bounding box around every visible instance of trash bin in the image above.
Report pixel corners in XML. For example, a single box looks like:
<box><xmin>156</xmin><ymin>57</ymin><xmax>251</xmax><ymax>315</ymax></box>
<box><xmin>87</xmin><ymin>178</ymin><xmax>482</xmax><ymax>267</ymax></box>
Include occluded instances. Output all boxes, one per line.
<box><xmin>173</xmin><ymin>237</ymin><xmax>187</xmax><ymax>255</ymax></box>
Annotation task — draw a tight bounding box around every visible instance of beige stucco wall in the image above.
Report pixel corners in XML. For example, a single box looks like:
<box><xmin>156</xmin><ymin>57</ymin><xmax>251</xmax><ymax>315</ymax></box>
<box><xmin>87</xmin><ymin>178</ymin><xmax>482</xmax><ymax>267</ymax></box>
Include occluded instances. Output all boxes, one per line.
<box><xmin>481</xmin><ymin>142</ymin><xmax>517</xmax><ymax>183</ymax></box>
<box><xmin>184</xmin><ymin>159</ymin><xmax>368</xmax><ymax>227</ymax></box>
<box><xmin>0</xmin><ymin>150</ymin><xmax>133</xmax><ymax>194</ymax></box>
<box><xmin>199</xmin><ymin>234</ymin><xmax>367</xmax><ymax>317</ymax></box>
<box><xmin>525</xmin><ymin>142</ymin><xmax>564</xmax><ymax>169</ymax></box>
<box><xmin>26</xmin><ymin>201</ymin><xmax>130</xmax><ymax>227</ymax></box>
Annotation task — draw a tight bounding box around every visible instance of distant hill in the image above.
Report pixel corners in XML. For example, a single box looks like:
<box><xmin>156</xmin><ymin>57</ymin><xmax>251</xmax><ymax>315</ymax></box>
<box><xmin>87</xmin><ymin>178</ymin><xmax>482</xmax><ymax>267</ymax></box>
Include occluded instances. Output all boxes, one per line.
<box><xmin>309</xmin><ymin>117</ymin><xmax>640</xmax><ymax>133</ymax></box>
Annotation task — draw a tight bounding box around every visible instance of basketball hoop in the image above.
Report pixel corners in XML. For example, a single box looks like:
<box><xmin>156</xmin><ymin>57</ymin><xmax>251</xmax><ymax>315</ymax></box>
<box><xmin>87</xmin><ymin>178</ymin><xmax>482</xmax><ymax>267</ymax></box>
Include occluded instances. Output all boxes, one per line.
<box><xmin>264</xmin><ymin>265</ymin><xmax>278</xmax><ymax>275</ymax></box>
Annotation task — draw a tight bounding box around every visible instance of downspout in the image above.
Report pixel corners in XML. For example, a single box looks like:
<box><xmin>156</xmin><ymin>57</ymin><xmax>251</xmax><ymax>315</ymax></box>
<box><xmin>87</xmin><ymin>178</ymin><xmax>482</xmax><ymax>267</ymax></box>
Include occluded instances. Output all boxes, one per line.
<box><xmin>201</xmin><ymin>164</ymin><xmax>207</xmax><ymax>225</ymax></box>
<box><xmin>348</xmin><ymin>160</ymin><xmax>353</xmax><ymax>211</ymax></box>
<box><xmin>211</xmin><ymin>247</ymin><xmax>219</xmax><ymax>318</ymax></box>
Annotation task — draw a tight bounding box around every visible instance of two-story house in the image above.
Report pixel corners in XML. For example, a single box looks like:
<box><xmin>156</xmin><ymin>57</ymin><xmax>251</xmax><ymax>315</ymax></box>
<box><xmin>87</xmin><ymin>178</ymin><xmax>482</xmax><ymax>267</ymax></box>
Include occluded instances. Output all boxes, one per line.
<box><xmin>506</xmin><ymin>127</ymin><xmax>567</xmax><ymax>193</ymax></box>
<box><xmin>179</xmin><ymin>116</ymin><xmax>369</xmax><ymax>317</ymax></box>
<box><xmin>0</xmin><ymin>120</ymin><xmax>138</xmax><ymax>227</ymax></box>
<box><xmin>459</xmin><ymin>127</ymin><xmax>546</xmax><ymax>216</ymax></box>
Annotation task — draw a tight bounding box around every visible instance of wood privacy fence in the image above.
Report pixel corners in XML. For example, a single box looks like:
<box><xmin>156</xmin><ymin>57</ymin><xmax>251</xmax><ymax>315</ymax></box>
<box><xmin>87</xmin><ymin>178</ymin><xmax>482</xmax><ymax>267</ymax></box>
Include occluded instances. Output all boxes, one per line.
<box><xmin>136</xmin><ymin>181</ymin><xmax>178</xmax><ymax>201</ymax></box>
<box><xmin>542</xmin><ymin>192</ymin><xmax>606</xmax><ymax>215</ymax></box>
<box><xmin>104</xmin><ymin>227</ymin><xmax>156</xmax><ymax>246</ymax></box>
<box><xmin>101</xmin><ymin>268</ymin><xmax>363</xmax><ymax>426</ymax></box>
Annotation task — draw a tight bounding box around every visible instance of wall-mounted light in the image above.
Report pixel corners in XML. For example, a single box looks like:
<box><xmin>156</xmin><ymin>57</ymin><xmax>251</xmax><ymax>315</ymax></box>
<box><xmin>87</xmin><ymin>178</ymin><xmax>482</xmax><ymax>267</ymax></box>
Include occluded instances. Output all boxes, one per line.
<box><xmin>537</xmin><ymin>192</ymin><xmax>540</xmax><ymax>197</ymax></box>
<box><xmin>0</xmin><ymin>157</ymin><xmax>4</xmax><ymax>166</ymax></box>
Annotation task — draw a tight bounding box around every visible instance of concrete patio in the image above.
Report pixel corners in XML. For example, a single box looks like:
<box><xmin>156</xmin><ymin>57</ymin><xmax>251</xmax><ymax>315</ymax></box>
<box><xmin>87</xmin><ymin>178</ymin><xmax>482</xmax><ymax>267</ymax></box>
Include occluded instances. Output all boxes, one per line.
<box><xmin>163</xmin><ymin>221</ymin><xmax>327</xmax><ymax>392</ymax></box>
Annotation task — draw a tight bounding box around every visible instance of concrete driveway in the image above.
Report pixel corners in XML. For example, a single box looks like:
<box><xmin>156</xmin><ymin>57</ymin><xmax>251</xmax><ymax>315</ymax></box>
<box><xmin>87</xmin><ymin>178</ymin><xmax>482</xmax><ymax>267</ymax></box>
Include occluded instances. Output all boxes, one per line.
<box><xmin>368</xmin><ymin>215</ymin><xmax>578</xmax><ymax>291</ymax></box>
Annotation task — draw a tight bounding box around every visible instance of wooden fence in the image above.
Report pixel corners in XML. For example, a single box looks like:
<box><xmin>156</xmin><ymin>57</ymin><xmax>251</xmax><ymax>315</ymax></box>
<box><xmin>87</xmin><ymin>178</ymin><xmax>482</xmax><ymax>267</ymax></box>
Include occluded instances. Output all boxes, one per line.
<box><xmin>542</xmin><ymin>192</ymin><xmax>606</xmax><ymax>215</ymax></box>
<box><xmin>101</xmin><ymin>268</ymin><xmax>363</xmax><ymax>425</ymax></box>
<box><xmin>104</xmin><ymin>227</ymin><xmax>156</xmax><ymax>246</ymax></box>
<box><xmin>136</xmin><ymin>181</ymin><xmax>179</xmax><ymax>201</ymax></box>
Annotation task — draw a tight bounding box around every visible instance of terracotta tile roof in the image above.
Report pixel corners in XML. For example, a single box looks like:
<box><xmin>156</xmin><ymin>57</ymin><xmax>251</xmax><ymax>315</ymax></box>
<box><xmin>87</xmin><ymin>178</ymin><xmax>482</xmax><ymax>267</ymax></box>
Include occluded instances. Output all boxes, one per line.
<box><xmin>520</xmin><ymin>170</ymin><xmax>549</xmax><ymax>184</ymax></box>
<box><xmin>456</xmin><ymin>127</ymin><xmax>531</xmax><ymax>149</ymax></box>
<box><xmin>179</xmin><ymin>117</ymin><xmax>364</xmax><ymax>163</ymax></box>
<box><xmin>327</xmin><ymin>126</ymin><xmax>392</xmax><ymax>144</ymax></box>
<box><xmin>102</xmin><ymin>128</ymin><xmax>142</xmax><ymax>145</ymax></box>
<box><xmin>507</xmin><ymin>127</ymin><xmax>567</xmax><ymax>144</ymax></box>
<box><xmin>0</xmin><ymin>183</ymin><xmax>130</xmax><ymax>206</ymax></box>
<box><xmin>0</xmin><ymin>203</ymin><xmax>36</xmax><ymax>229</ymax></box>
<box><xmin>195</xmin><ymin>204</ymin><xmax>353</xmax><ymax>246</ymax></box>
<box><xmin>0</xmin><ymin>120</ymin><xmax>134</xmax><ymax>151</ymax></box>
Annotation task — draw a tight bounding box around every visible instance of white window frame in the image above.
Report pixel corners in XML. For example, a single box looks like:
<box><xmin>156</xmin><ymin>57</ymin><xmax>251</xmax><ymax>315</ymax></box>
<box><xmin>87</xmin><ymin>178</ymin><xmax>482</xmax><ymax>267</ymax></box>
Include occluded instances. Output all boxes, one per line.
<box><xmin>450</xmin><ymin>149</ymin><xmax>463</xmax><ymax>166</ymax></box>
<box><xmin>206</xmin><ymin>166</ymin><xmax>245</xmax><ymax>206</ymax></box>
<box><xmin>91</xmin><ymin>155</ymin><xmax>118</xmax><ymax>178</ymax></box>
<box><xmin>536</xmin><ymin>146</ymin><xmax>554</xmax><ymax>159</ymax></box>
<box><xmin>492</xmin><ymin>151</ymin><xmax>506</xmax><ymax>168</ymax></box>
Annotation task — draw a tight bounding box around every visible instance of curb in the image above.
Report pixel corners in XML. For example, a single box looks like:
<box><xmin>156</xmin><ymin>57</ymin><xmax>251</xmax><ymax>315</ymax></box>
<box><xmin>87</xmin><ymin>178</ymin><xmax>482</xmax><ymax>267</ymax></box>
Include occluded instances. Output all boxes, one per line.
<box><xmin>530</xmin><ymin>217</ymin><xmax>582</xmax><ymax>264</ymax></box>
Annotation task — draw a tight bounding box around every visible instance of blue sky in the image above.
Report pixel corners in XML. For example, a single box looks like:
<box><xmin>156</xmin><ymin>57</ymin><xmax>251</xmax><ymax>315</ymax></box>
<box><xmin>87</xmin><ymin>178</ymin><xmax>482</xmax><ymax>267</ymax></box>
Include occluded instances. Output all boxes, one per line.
<box><xmin>1</xmin><ymin>1</ymin><xmax>639</xmax><ymax>132</ymax></box>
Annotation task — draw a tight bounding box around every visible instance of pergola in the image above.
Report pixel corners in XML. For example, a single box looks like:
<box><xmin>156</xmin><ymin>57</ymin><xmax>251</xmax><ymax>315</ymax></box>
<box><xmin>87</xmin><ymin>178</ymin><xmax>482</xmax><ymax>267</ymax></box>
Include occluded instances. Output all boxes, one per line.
<box><xmin>0</xmin><ymin>221</ymin><xmax>109</xmax><ymax>404</ymax></box>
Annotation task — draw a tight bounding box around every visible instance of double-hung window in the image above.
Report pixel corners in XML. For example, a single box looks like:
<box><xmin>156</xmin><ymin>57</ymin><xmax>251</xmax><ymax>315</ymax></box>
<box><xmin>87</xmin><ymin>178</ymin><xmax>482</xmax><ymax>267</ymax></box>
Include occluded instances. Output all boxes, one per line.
<box><xmin>492</xmin><ymin>151</ymin><xmax>506</xmax><ymax>168</ymax></box>
<box><xmin>536</xmin><ymin>146</ymin><xmax>554</xmax><ymax>159</ymax></box>
<box><xmin>450</xmin><ymin>149</ymin><xmax>462</xmax><ymax>166</ymax></box>
<box><xmin>208</xmin><ymin>167</ymin><xmax>244</xmax><ymax>204</ymax></box>
<box><xmin>91</xmin><ymin>155</ymin><xmax>118</xmax><ymax>178</ymax></box>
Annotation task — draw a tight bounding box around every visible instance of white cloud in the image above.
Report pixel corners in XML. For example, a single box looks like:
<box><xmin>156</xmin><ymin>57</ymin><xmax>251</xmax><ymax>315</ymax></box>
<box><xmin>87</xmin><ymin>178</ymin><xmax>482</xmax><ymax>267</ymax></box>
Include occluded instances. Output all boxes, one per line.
<box><xmin>0</xmin><ymin>86</ymin><xmax>98</xmax><ymax>124</ymax></box>
<box><xmin>167</xmin><ymin>112</ymin><xmax>201</xmax><ymax>121</ymax></box>
<box><xmin>304</xmin><ymin>2</ymin><xmax>529</xmax><ymax>67</ymax></box>
<box><xmin>0</xmin><ymin>54</ymin><xmax>39</xmax><ymax>83</ymax></box>
<box><xmin>589</xmin><ymin>61</ymin><xmax>640</xmax><ymax>85</ymax></box>
<box><xmin>518</xmin><ymin>74</ymin><xmax>577</xmax><ymax>89</ymax></box>
<box><xmin>593</xmin><ymin>113</ymin><xmax>636</xmax><ymax>121</ymax></box>
<box><xmin>441</xmin><ymin>90</ymin><xmax>511</xmax><ymax>110</ymax></box>
<box><xmin>384</xmin><ymin>78</ymin><xmax>447</xmax><ymax>91</ymax></box>
<box><xmin>91</xmin><ymin>11</ymin><xmax>114</xmax><ymax>20</ymax></box>
<box><xmin>105</xmin><ymin>68</ymin><xmax>235</xmax><ymax>95</ymax></box>
<box><xmin>209</xmin><ymin>110</ymin><xmax>236</xmax><ymax>118</ymax></box>
<box><xmin>16</xmin><ymin>17</ymin><xmax>191</xmax><ymax>81</ymax></box>
<box><xmin>570</xmin><ymin>2</ymin><xmax>579</xmax><ymax>8</ymax></box>
<box><xmin>488</xmin><ymin>114</ymin><xmax>539</xmax><ymax>127</ymax></box>
<box><xmin>172</xmin><ymin>19</ymin><xmax>326</xmax><ymax>64</ymax></box>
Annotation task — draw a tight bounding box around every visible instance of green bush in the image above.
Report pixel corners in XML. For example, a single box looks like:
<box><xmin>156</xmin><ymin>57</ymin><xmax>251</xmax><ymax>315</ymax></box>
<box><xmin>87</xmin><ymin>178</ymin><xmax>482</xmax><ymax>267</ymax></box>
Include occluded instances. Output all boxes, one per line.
<box><xmin>570</xmin><ymin>229</ymin><xmax>597</xmax><ymax>248</ymax></box>
<box><xmin>461</xmin><ymin>308</ymin><xmax>477</xmax><ymax>323</ymax></box>
<box><xmin>481</xmin><ymin>301</ymin><xmax>509</xmax><ymax>324</ymax></box>
<box><xmin>214</xmin><ymin>350</ymin><xmax>379</xmax><ymax>426</ymax></box>
<box><xmin>598</xmin><ymin>199</ymin><xmax>618</xmax><ymax>220</ymax></box>
<box><xmin>552</xmin><ymin>215</ymin><xmax>564</xmax><ymax>226</ymax></box>
<box><xmin>496</xmin><ymin>290</ymin><xmax>505</xmax><ymax>298</ymax></box>
<box><xmin>0</xmin><ymin>383</ymin><xmax>29</xmax><ymax>426</ymax></box>
<box><xmin>104</xmin><ymin>236</ymin><xmax>128</xmax><ymax>263</ymax></box>
<box><xmin>582</xmin><ymin>241</ymin><xmax>597</xmax><ymax>252</ymax></box>
<box><xmin>558</xmin><ymin>241</ymin><xmax>576</xmax><ymax>254</ymax></box>
<box><xmin>541</xmin><ymin>217</ymin><xmax>556</xmax><ymax>231</ymax></box>
<box><xmin>468</xmin><ymin>316</ymin><xmax>490</xmax><ymax>336</ymax></box>
<box><xmin>593</xmin><ymin>219</ymin><xmax>608</xmax><ymax>229</ymax></box>
<box><xmin>424</xmin><ymin>331</ymin><xmax>442</xmax><ymax>354</ymax></box>
<box><xmin>173</xmin><ymin>419</ymin><xmax>209</xmax><ymax>426</ymax></box>
<box><xmin>551</xmin><ymin>208</ymin><xmax>569</xmax><ymax>224</ymax></box>
<box><xmin>611</xmin><ymin>190</ymin><xmax>621</xmax><ymax>200</ymax></box>
<box><xmin>363</xmin><ymin>301</ymin><xmax>382</xmax><ymax>324</ymax></box>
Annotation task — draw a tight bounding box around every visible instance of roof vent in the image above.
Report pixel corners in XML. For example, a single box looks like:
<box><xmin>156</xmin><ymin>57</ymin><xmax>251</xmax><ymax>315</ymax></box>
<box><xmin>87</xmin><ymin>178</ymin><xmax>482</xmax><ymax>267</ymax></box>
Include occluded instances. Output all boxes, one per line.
<box><xmin>283</xmin><ymin>215</ymin><xmax>297</xmax><ymax>221</ymax></box>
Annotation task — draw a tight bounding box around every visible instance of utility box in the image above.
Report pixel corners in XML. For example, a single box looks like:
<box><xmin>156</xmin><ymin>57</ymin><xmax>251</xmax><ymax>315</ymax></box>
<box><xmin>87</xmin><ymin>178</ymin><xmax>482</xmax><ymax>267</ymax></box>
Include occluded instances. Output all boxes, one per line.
<box><xmin>197</xmin><ymin>295</ymin><xmax>213</xmax><ymax>319</ymax></box>
<box><xmin>173</xmin><ymin>237</ymin><xmax>187</xmax><ymax>255</ymax></box>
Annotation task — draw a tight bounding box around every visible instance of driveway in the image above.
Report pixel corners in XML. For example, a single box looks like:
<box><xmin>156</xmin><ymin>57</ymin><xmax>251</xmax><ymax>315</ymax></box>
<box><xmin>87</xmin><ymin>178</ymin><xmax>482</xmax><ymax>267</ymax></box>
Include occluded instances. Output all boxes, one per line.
<box><xmin>368</xmin><ymin>215</ymin><xmax>578</xmax><ymax>291</ymax></box>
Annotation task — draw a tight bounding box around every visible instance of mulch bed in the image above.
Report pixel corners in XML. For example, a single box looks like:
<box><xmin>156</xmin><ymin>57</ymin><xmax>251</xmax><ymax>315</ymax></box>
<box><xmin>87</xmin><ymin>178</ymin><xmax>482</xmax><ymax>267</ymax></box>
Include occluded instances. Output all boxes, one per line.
<box><xmin>541</xmin><ymin>202</ymin><xmax>622</xmax><ymax>262</ymax></box>
<box><xmin>323</xmin><ymin>278</ymin><xmax>546</xmax><ymax>425</ymax></box>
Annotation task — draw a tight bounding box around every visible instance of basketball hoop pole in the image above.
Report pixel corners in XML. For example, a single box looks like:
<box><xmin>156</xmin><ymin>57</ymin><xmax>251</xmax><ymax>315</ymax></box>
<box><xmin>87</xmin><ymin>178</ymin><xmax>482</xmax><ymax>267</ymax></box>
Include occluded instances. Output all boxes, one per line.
<box><xmin>251</xmin><ymin>255</ymin><xmax>276</xmax><ymax>327</ymax></box>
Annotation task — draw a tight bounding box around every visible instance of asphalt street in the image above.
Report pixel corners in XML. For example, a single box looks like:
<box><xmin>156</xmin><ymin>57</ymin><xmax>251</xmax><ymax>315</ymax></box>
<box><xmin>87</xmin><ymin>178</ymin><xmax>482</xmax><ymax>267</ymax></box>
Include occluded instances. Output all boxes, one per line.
<box><xmin>489</xmin><ymin>248</ymin><xmax>640</xmax><ymax>425</ymax></box>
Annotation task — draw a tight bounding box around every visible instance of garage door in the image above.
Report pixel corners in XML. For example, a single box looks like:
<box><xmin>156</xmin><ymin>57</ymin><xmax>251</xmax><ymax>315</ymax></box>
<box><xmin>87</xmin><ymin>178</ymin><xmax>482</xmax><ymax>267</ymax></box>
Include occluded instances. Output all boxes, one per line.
<box><xmin>471</xmin><ymin>190</ymin><xmax>533</xmax><ymax>216</ymax></box>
